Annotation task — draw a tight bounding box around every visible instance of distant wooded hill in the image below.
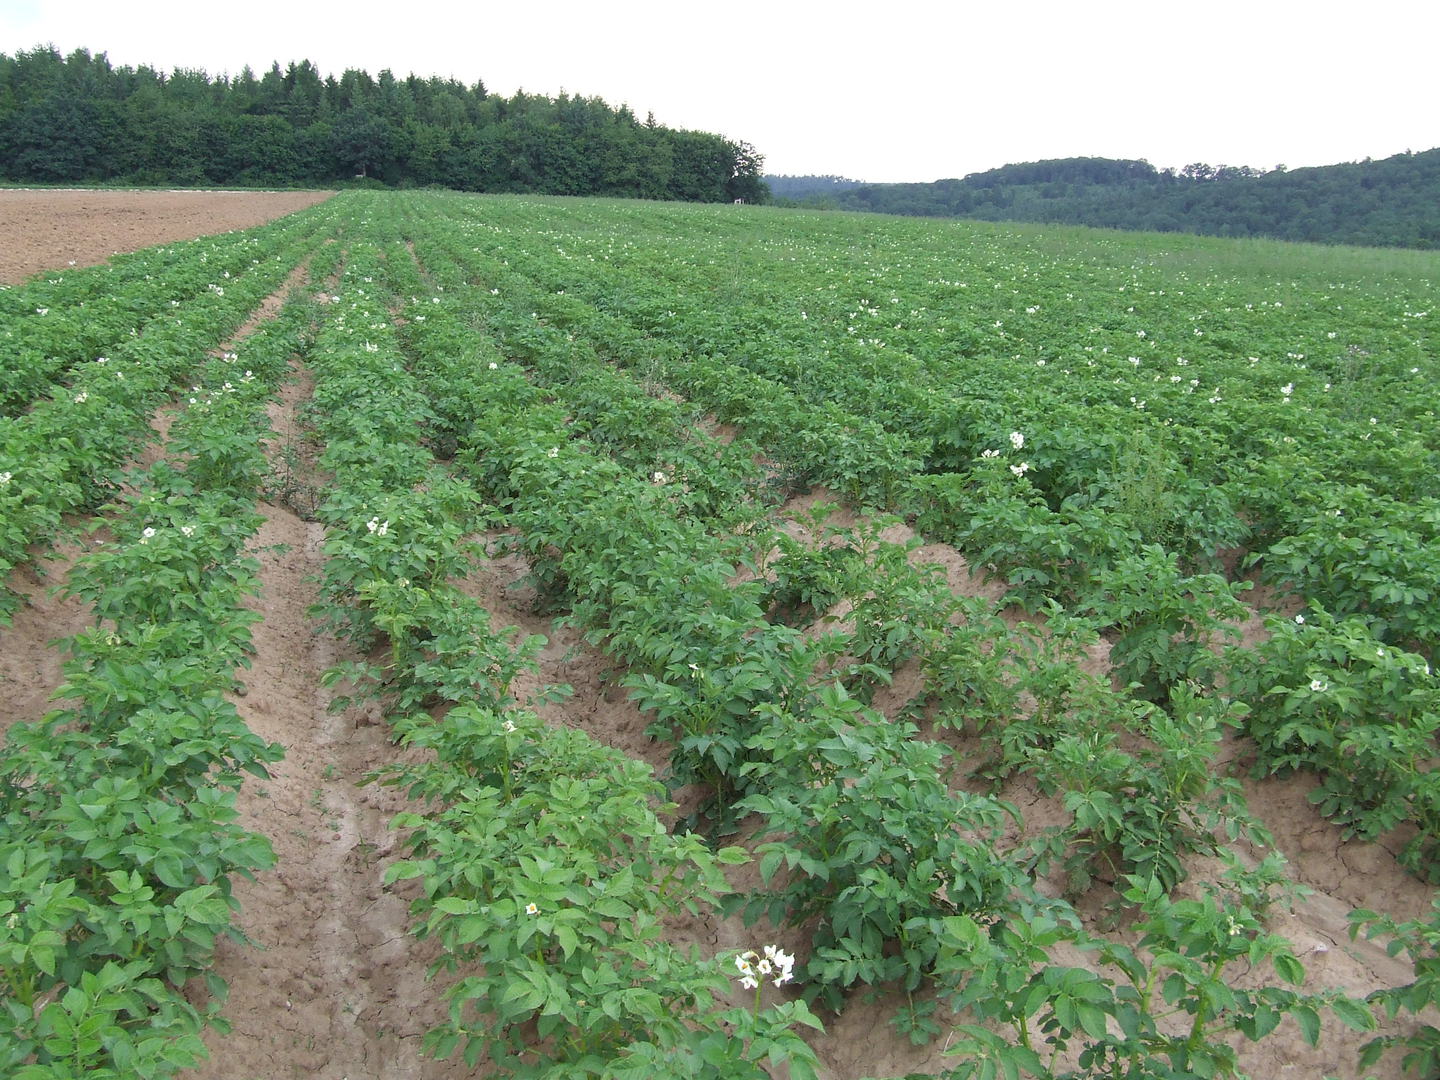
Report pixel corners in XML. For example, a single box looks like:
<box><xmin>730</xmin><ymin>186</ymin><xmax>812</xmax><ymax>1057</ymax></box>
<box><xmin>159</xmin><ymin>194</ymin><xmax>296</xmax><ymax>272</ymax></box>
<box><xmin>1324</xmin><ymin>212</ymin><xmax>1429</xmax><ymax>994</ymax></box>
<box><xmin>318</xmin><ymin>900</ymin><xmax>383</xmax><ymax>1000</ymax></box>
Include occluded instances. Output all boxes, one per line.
<box><xmin>763</xmin><ymin>174</ymin><xmax>863</xmax><ymax>199</ymax></box>
<box><xmin>766</xmin><ymin>152</ymin><xmax>1440</xmax><ymax>249</ymax></box>
<box><xmin>0</xmin><ymin>46</ymin><xmax>766</xmax><ymax>202</ymax></box>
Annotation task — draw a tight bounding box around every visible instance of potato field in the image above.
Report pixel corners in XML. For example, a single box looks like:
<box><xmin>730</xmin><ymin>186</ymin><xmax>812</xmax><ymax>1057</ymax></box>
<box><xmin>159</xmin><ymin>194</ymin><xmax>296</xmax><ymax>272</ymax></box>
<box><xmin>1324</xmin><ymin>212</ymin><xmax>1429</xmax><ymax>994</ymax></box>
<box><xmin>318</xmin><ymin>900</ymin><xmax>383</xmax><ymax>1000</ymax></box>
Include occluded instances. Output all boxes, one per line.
<box><xmin>1</xmin><ymin>190</ymin><xmax>1437</xmax><ymax>1080</ymax></box>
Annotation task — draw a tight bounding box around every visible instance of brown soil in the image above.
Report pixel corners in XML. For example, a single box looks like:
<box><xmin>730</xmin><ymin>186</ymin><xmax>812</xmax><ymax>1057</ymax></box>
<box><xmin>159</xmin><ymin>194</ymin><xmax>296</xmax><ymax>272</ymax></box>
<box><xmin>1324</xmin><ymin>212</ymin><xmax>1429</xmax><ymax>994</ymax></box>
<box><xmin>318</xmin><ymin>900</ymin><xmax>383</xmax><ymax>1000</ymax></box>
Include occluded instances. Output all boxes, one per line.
<box><xmin>2</xmin><ymin>192</ymin><xmax>1433</xmax><ymax>1080</ymax></box>
<box><xmin>0</xmin><ymin>188</ymin><xmax>335</xmax><ymax>285</ymax></box>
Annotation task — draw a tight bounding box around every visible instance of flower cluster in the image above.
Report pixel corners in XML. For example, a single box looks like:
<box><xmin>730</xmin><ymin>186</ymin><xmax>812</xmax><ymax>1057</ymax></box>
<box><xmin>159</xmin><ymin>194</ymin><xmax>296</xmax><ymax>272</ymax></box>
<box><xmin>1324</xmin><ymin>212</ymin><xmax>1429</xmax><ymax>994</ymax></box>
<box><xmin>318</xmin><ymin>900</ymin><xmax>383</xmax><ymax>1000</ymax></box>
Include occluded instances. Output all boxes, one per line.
<box><xmin>366</xmin><ymin>517</ymin><xmax>390</xmax><ymax>536</ymax></box>
<box><xmin>734</xmin><ymin>944</ymin><xmax>796</xmax><ymax>990</ymax></box>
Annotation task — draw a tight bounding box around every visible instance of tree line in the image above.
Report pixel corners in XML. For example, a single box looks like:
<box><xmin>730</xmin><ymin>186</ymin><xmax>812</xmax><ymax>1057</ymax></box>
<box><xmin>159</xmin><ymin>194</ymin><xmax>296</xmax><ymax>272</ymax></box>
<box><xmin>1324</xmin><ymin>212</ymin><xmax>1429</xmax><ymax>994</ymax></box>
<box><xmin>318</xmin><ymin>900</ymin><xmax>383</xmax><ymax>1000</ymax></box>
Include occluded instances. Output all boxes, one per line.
<box><xmin>770</xmin><ymin>153</ymin><xmax>1440</xmax><ymax>249</ymax></box>
<box><xmin>0</xmin><ymin>46</ymin><xmax>768</xmax><ymax>202</ymax></box>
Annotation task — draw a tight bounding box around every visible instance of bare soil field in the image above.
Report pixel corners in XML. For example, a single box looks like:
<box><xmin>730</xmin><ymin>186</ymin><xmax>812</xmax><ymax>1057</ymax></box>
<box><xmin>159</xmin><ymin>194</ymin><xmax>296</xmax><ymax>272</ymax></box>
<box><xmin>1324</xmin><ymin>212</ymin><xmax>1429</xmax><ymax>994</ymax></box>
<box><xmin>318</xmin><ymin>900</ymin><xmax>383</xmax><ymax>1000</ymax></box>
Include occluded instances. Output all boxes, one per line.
<box><xmin>3</xmin><ymin>190</ymin><xmax>1433</xmax><ymax>1080</ymax></box>
<box><xmin>0</xmin><ymin>188</ymin><xmax>335</xmax><ymax>285</ymax></box>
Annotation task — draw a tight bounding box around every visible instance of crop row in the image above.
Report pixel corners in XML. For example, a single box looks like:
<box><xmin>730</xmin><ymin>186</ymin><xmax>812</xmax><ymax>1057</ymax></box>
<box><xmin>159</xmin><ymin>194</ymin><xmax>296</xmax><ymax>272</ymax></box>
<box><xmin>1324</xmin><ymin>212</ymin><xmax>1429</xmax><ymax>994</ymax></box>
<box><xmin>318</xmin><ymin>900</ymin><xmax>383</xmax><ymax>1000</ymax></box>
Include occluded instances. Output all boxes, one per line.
<box><xmin>0</xmin><ymin>288</ymin><xmax>317</xmax><ymax>1077</ymax></box>
<box><xmin>443</xmin><ymin>196</ymin><xmax>1435</xmax><ymax>481</ymax></box>
<box><xmin>443</xmin><ymin>257</ymin><xmax>1268</xmax><ymax>900</ymax></box>
<box><xmin>5</xmin><ymin>191</ymin><xmax>1436</xmax><ymax>1077</ymax></box>
<box><xmin>367</xmin><ymin>206</ymin><xmax>1383</xmax><ymax>1076</ymax></box>
<box><xmin>430</xmin><ymin>195</ymin><xmax>1437</xmax><ymax>655</ymax></box>
<box><xmin>394</xmin><ymin>193</ymin><xmax>1440</xmax><ymax>896</ymax></box>
<box><xmin>297</xmin><ymin>240</ymin><xmax>825</xmax><ymax>1077</ymax></box>
<box><xmin>408</xmin><ymin>206</ymin><xmax>924</xmax><ymax>509</ymax></box>
<box><xmin>0</xmin><ymin>209</ymin><xmax>343</xmax><ymax>416</ymax></box>
<box><xmin>0</xmin><ymin>201</ymin><xmax>347</xmax><ymax>624</ymax></box>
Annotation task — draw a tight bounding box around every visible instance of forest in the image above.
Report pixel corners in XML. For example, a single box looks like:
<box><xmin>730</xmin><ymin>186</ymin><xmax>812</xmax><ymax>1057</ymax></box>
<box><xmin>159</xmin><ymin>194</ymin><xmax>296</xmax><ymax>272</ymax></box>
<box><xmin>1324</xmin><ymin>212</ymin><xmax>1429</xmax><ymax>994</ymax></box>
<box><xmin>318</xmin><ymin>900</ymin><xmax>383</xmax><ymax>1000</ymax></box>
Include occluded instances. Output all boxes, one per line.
<box><xmin>0</xmin><ymin>46</ymin><xmax>768</xmax><ymax>202</ymax></box>
<box><xmin>770</xmin><ymin>152</ymin><xmax>1440</xmax><ymax>248</ymax></box>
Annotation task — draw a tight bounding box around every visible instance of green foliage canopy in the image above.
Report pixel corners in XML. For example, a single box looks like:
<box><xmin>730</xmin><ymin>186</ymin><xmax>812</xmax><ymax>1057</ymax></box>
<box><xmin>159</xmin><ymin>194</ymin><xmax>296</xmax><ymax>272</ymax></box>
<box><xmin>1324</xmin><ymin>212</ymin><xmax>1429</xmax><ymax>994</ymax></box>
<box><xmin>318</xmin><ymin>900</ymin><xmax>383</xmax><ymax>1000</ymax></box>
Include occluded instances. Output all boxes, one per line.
<box><xmin>0</xmin><ymin>45</ymin><xmax>768</xmax><ymax>202</ymax></box>
<box><xmin>770</xmin><ymin>152</ymin><xmax>1440</xmax><ymax>249</ymax></box>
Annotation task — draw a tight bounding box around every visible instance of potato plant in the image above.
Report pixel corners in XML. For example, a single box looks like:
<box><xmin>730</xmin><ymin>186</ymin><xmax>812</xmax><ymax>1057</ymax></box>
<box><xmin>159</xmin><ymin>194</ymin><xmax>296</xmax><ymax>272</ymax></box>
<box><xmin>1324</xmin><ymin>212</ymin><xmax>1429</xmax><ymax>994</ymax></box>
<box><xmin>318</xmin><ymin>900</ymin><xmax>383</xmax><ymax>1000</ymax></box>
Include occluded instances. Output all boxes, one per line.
<box><xmin>0</xmin><ymin>286</ymin><xmax>313</xmax><ymax>1075</ymax></box>
<box><xmin>6</xmin><ymin>189</ymin><xmax>1437</xmax><ymax>1078</ymax></box>
<box><xmin>299</xmin><ymin>247</ymin><xmax>825</xmax><ymax>1076</ymax></box>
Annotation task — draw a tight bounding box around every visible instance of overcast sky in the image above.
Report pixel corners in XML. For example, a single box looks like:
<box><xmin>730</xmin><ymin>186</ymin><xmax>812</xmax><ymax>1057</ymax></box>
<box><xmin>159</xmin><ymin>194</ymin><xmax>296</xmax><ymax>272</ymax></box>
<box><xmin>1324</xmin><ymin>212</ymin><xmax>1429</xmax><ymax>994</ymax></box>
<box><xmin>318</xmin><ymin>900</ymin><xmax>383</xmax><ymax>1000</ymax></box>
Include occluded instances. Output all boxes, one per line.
<box><xmin>4</xmin><ymin>0</ymin><xmax>1435</xmax><ymax>183</ymax></box>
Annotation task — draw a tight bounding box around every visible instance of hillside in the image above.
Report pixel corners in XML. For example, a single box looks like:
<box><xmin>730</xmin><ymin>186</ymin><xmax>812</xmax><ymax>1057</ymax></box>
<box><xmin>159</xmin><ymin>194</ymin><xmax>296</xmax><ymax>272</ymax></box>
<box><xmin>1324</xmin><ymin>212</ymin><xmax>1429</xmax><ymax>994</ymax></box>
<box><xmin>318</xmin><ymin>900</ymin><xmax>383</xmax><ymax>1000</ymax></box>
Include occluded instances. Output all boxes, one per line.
<box><xmin>774</xmin><ymin>151</ymin><xmax>1440</xmax><ymax>248</ymax></box>
<box><xmin>763</xmin><ymin>174</ymin><xmax>864</xmax><ymax>200</ymax></box>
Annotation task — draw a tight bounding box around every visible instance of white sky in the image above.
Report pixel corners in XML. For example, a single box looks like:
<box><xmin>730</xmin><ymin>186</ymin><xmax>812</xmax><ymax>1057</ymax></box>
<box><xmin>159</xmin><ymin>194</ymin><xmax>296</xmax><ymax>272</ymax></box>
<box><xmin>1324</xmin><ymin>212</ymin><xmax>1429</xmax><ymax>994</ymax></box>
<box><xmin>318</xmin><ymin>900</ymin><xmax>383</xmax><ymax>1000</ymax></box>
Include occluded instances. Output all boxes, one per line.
<box><xmin>3</xmin><ymin>0</ymin><xmax>1436</xmax><ymax>183</ymax></box>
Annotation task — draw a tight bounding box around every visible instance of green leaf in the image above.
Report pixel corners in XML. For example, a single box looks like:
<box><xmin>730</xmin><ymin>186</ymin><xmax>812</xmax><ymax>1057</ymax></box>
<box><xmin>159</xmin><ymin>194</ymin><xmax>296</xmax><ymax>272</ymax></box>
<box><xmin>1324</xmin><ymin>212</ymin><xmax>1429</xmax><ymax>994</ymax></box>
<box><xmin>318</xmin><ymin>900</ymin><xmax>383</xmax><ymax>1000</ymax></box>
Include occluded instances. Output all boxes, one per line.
<box><xmin>555</xmin><ymin>925</ymin><xmax>579</xmax><ymax>959</ymax></box>
<box><xmin>433</xmin><ymin>896</ymin><xmax>477</xmax><ymax>915</ymax></box>
<box><xmin>1358</xmin><ymin>1036</ymin><xmax>1386</xmax><ymax>1068</ymax></box>
<box><xmin>1246</xmin><ymin>1003</ymin><xmax>1282</xmax><ymax>1041</ymax></box>
<box><xmin>501</xmin><ymin>976</ymin><xmax>542</xmax><ymax>1010</ymax></box>
<box><xmin>1330</xmin><ymin>995</ymin><xmax>1376</xmax><ymax>1032</ymax></box>
<box><xmin>382</xmin><ymin>859</ymin><xmax>428</xmax><ymax>883</ymax></box>
<box><xmin>699</xmin><ymin>1035</ymin><xmax>733</xmax><ymax>1068</ymax></box>
<box><xmin>592</xmin><ymin>898</ymin><xmax>633</xmax><ymax>920</ymax></box>
<box><xmin>153</xmin><ymin>854</ymin><xmax>187</xmax><ymax>889</ymax></box>
<box><xmin>787</xmin><ymin>999</ymin><xmax>826</xmax><ymax>1031</ymax></box>
<box><xmin>185</xmin><ymin>897</ymin><xmax>233</xmax><ymax>926</ymax></box>
<box><xmin>1077</xmin><ymin>1002</ymin><xmax>1109</xmax><ymax>1041</ymax></box>
<box><xmin>1272</xmin><ymin>951</ymin><xmax>1304</xmax><ymax>986</ymax></box>
<box><xmin>31</xmin><ymin>945</ymin><xmax>57</xmax><ymax>977</ymax></box>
